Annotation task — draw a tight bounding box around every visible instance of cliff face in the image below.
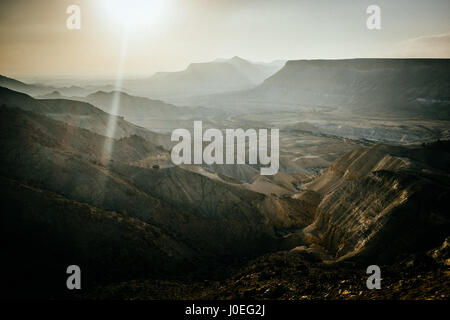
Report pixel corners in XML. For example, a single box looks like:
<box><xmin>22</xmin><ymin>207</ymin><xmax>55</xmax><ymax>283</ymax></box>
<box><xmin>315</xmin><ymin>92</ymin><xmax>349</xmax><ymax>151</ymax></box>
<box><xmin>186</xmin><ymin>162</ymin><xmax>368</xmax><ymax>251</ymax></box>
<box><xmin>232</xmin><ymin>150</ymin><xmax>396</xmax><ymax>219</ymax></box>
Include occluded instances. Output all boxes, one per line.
<box><xmin>302</xmin><ymin>142</ymin><xmax>450</xmax><ymax>263</ymax></box>
<box><xmin>244</xmin><ymin>59</ymin><xmax>450</xmax><ymax>119</ymax></box>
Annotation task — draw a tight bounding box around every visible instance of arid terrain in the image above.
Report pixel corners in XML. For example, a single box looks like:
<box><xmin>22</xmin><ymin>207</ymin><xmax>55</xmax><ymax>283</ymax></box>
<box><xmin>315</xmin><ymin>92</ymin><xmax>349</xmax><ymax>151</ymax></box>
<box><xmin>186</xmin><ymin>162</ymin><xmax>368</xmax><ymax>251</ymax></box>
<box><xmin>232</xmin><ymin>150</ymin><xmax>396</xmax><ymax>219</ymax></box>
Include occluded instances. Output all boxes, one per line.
<box><xmin>1</xmin><ymin>58</ymin><xmax>449</xmax><ymax>300</ymax></box>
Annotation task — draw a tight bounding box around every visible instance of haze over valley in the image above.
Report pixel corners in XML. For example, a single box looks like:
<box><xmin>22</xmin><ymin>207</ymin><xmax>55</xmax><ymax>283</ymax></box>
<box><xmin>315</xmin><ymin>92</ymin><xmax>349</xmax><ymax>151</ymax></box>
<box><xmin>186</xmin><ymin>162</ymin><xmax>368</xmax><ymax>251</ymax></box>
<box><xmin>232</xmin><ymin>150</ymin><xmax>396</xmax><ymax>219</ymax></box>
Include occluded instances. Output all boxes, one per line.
<box><xmin>1</xmin><ymin>0</ymin><xmax>449</xmax><ymax>301</ymax></box>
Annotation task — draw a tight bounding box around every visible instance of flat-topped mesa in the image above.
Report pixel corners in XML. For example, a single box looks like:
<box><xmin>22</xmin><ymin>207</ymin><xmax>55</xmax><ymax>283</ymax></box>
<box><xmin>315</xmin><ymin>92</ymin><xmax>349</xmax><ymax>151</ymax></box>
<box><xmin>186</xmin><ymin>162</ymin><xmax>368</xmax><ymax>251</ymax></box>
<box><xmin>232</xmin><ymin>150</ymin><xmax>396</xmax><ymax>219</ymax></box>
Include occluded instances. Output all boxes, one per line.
<box><xmin>282</xmin><ymin>58</ymin><xmax>450</xmax><ymax>70</ymax></box>
<box><xmin>245</xmin><ymin>58</ymin><xmax>450</xmax><ymax>119</ymax></box>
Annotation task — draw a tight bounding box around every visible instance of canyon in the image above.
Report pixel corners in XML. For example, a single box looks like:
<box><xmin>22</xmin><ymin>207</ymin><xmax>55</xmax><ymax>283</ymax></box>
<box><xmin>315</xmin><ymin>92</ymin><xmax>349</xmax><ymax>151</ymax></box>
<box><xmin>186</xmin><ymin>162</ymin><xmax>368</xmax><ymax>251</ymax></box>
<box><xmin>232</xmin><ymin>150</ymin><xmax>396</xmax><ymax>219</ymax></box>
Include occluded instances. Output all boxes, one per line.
<box><xmin>1</xmin><ymin>58</ymin><xmax>449</xmax><ymax>299</ymax></box>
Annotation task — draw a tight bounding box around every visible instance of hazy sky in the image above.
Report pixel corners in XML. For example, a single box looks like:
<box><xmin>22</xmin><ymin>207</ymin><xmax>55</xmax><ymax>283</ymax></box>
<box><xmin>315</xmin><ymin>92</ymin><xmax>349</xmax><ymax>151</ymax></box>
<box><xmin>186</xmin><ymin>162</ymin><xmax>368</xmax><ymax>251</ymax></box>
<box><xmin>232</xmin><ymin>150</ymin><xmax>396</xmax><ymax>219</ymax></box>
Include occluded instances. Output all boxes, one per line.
<box><xmin>0</xmin><ymin>0</ymin><xmax>449</xmax><ymax>79</ymax></box>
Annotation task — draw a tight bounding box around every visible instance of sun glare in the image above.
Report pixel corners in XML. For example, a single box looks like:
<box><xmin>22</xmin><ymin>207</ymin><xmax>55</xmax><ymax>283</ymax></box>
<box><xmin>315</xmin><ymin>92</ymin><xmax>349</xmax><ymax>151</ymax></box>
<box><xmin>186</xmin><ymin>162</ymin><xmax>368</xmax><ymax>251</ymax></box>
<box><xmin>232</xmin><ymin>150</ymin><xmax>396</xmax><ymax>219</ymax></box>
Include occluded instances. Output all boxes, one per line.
<box><xmin>101</xmin><ymin>0</ymin><xmax>167</xmax><ymax>29</ymax></box>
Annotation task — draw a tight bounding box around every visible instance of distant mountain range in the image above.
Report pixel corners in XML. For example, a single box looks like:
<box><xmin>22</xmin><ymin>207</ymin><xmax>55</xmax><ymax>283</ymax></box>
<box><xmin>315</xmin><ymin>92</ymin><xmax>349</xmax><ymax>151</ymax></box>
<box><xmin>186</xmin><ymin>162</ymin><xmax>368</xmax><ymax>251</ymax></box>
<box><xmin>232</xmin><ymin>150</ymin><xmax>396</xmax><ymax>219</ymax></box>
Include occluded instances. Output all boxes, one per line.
<box><xmin>191</xmin><ymin>58</ymin><xmax>450</xmax><ymax>119</ymax></box>
<box><xmin>4</xmin><ymin>58</ymin><xmax>449</xmax><ymax>121</ymax></box>
<box><xmin>0</xmin><ymin>86</ymin><xmax>171</xmax><ymax>148</ymax></box>
<box><xmin>34</xmin><ymin>89</ymin><xmax>211</xmax><ymax>133</ymax></box>
<box><xmin>36</xmin><ymin>89</ymin><xmax>208</xmax><ymax>118</ymax></box>
<box><xmin>0</xmin><ymin>74</ymin><xmax>115</xmax><ymax>97</ymax></box>
<box><xmin>75</xmin><ymin>90</ymin><xmax>207</xmax><ymax>120</ymax></box>
<box><xmin>1</xmin><ymin>56</ymin><xmax>286</xmax><ymax>102</ymax></box>
<box><xmin>123</xmin><ymin>56</ymin><xmax>285</xmax><ymax>99</ymax></box>
<box><xmin>0</xmin><ymin>74</ymin><xmax>50</xmax><ymax>96</ymax></box>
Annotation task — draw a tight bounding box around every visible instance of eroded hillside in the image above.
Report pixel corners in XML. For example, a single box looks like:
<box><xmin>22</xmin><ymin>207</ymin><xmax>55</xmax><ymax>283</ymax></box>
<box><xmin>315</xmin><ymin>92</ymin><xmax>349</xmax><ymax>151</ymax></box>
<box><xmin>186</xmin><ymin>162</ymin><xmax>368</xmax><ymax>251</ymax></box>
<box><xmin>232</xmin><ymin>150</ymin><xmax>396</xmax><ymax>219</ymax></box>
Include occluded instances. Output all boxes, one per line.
<box><xmin>1</xmin><ymin>85</ymin><xmax>449</xmax><ymax>300</ymax></box>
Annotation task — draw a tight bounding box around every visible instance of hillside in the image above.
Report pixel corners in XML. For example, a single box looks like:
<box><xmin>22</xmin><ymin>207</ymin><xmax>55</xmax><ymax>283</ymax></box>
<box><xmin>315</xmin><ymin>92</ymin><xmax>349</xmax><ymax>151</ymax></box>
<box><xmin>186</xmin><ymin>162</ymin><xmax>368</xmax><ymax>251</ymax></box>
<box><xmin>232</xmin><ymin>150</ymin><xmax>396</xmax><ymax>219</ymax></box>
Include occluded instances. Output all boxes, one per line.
<box><xmin>0</xmin><ymin>74</ymin><xmax>52</xmax><ymax>96</ymax></box>
<box><xmin>0</xmin><ymin>86</ymin><xmax>172</xmax><ymax>149</ymax></box>
<box><xmin>85</xmin><ymin>142</ymin><xmax>450</xmax><ymax>300</ymax></box>
<box><xmin>1</xmin><ymin>80</ymin><xmax>449</xmax><ymax>300</ymax></box>
<box><xmin>79</xmin><ymin>90</ymin><xmax>207</xmax><ymax>122</ymax></box>
<box><xmin>197</xmin><ymin>59</ymin><xmax>450</xmax><ymax>119</ymax></box>
<box><xmin>1</xmin><ymin>176</ymin><xmax>194</xmax><ymax>298</ymax></box>
<box><xmin>0</xmin><ymin>74</ymin><xmax>113</xmax><ymax>97</ymax></box>
<box><xmin>0</xmin><ymin>105</ymin><xmax>313</xmax><ymax>273</ymax></box>
<box><xmin>301</xmin><ymin>142</ymin><xmax>450</xmax><ymax>263</ymax></box>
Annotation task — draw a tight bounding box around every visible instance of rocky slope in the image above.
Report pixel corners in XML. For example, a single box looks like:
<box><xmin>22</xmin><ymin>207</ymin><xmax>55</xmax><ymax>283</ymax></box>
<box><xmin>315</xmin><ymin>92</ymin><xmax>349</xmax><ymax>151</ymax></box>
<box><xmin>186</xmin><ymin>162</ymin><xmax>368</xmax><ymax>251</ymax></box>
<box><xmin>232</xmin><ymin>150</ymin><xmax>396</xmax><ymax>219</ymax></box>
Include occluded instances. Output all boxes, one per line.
<box><xmin>0</xmin><ymin>102</ymin><xmax>318</xmax><ymax>299</ymax></box>
<box><xmin>84</xmin><ymin>142</ymin><xmax>450</xmax><ymax>300</ymax></box>
<box><xmin>1</xmin><ymin>176</ymin><xmax>194</xmax><ymax>298</ymax></box>
<box><xmin>1</xmin><ymin>85</ymin><xmax>449</xmax><ymax>299</ymax></box>
<box><xmin>0</xmin><ymin>86</ymin><xmax>172</xmax><ymax>148</ymax></box>
<box><xmin>201</xmin><ymin>59</ymin><xmax>450</xmax><ymax>119</ymax></box>
<box><xmin>0</xmin><ymin>74</ymin><xmax>52</xmax><ymax>96</ymax></box>
<box><xmin>86</xmin><ymin>237</ymin><xmax>450</xmax><ymax>300</ymax></box>
<box><xmin>76</xmin><ymin>90</ymin><xmax>208</xmax><ymax>127</ymax></box>
<box><xmin>0</xmin><ymin>74</ymin><xmax>112</xmax><ymax>97</ymax></box>
<box><xmin>301</xmin><ymin>142</ymin><xmax>450</xmax><ymax>263</ymax></box>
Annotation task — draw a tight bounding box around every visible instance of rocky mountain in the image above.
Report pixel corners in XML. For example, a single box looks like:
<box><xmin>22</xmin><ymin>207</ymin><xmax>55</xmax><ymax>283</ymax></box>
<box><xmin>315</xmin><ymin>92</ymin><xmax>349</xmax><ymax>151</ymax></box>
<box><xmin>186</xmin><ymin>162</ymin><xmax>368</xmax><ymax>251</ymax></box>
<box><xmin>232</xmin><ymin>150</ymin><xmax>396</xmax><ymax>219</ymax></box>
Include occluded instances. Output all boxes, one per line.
<box><xmin>1</xmin><ymin>76</ymin><xmax>449</xmax><ymax>300</ymax></box>
<box><xmin>0</xmin><ymin>74</ymin><xmax>52</xmax><ymax>96</ymax></box>
<box><xmin>1</xmin><ymin>100</ymin><xmax>448</xmax><ymax>298</ymax></box>
<box><xmin>78</xmin><ymin>90</ymin><xmax>207</xmax><ymax>122</ymax></box>
<box><xmin>54</xmin><ymin>84</ymin><xmax>116</xmax><ymax>97</ymax></box>
<box><xmin>0</xmin><ymin>74</ymin><xmax>115</xmax><ymax>98</ymax></box>
<box><xmin>301</xmin><ymin>141</ymin><xmax>450</xmax><ymax>263</ymax></box>
<box><xmin>0</xmin><ymin>86</ymin><xmax>172</xmax><ymax>149</ymax></box>
<box><xmin>0</xmin><ymin>97</ymin><xmax>315</xmax><ymax>297</ymax></box>
<box><xmin>1</xmin><ymin>176</ymin><xmax>194</xmax><ymax>298</ymax></box>
<box><xmin>197</xmin><ymin>59</ymin><xmax>450</xmax><ymax>119</ymax></box>
<box><xmin>35</xmin><ymin>90</ymin><xmax>65</xmax><ymax>99</ymax></box>
<box><xmin>223</xmin><ymin>56</ymin><xmax>285</xmax><ymax>84</ymax></box>
<box><xmin>34</xmin><ymin>89</ymin><xmax>219</xmax><ymax>135</ymax></box>
<box><xmin>82</xmin><ymin>142</ymin><xmax>450</xmax><ymax>300</ymax></box>
<box><xmin>124</xmin><ymin>57</ymin><xmax>285</xmax><ymax>99</ymax></box>
<box><xmin>0</xmin><ymin>102</ymin><xmax>310</xmax><ymax>228</ymax></box>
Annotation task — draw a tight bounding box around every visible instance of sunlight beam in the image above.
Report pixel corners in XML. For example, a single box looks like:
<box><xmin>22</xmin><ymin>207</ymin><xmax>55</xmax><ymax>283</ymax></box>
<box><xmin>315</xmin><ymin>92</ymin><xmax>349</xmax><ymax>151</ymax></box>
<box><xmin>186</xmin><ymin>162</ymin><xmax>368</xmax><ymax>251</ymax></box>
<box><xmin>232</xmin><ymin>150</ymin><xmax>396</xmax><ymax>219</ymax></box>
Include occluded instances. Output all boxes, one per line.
<box><xmin>101</xmin><ymin>0</ymin><xmax>167</xmax><ymax>29</ymax></box>
<box><xmin>101</xmin><ymin>27</ymin><xmax>129</xmax><ymax>163</ymax></box>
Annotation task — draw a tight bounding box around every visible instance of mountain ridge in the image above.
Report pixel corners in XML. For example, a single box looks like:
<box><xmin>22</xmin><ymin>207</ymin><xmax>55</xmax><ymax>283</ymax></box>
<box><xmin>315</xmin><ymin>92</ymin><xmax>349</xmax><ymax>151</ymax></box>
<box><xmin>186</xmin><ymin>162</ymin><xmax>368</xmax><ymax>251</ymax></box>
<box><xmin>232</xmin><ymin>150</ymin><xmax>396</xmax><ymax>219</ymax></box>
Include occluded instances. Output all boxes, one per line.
<box><xmin>188</xmin><ymin>58</ymin><xmax>450</xmax><ymax>119</ymax></box>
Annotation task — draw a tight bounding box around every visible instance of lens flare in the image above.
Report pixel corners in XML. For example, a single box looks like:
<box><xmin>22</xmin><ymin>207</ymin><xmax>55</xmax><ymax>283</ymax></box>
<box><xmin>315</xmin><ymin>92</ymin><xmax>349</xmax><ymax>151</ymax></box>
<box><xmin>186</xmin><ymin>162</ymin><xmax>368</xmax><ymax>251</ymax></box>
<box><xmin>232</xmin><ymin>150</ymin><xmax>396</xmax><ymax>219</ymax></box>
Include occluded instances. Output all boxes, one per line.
<box><xmin>101</xmin><ymin>0</ymin><xmax>167</xmax><ymax>28</ymax></box>
<box><xmin>101</xmin><ymin>28</ymin><xmax>129</xmax><ymax>163</ymax></box>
